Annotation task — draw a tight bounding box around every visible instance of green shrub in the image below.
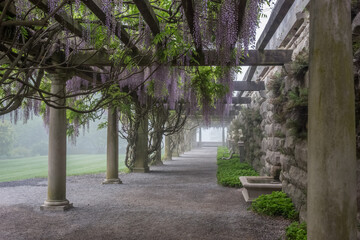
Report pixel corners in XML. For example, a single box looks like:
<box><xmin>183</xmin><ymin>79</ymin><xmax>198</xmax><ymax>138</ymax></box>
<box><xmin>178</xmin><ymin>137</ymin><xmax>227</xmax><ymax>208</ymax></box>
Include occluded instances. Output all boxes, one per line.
<box><xmin>217</xmin><ymin>147</ymin><xmax>258</xmax><ymax>187</ymax></box>
<box><xmin>251</xmin><ymin>191</ymin><xmax>298</xmax><ymax>220</ymax></box>
<box><xmin>286</xmin><ymin>222</ymin><xmax>307</xmax><ymax>240</ymax></box>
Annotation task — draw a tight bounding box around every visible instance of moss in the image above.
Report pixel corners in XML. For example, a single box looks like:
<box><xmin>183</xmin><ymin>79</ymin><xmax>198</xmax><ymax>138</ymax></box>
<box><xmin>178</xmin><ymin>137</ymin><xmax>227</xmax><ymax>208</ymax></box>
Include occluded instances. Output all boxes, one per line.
<box><xmin>291</xmin><ymin>54</ymin><xmax>309</xmax><ymax>82</ymax></box>
<box><xmin>238</xmin><ymin>108</ymin><xmax>264</xmax><ymax>167</ymax></box>
<box><xmin>279</xmin><ymin>147</ymin><xmax>295</xmax><ymax>157</ymax></box>
<box><xmin>268</xmin><ymin>70</ymin><xmax>308</xmax><ymax>141</ymax></box>
<box><xmin>274</xmin><ymin>131</ymin><xmax>286</xmax><ymax>138</ymax></box>
<box><xmin>285</xmin><ymin>88</ymin><xmax>308</xmax><ymax>141</ymax></box>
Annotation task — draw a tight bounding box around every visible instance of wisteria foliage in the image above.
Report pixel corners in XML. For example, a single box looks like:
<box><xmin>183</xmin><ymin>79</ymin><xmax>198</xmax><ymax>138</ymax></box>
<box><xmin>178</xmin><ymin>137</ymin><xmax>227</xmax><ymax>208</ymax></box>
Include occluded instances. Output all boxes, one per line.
<box><xmin>1</xmin><ymin>0</ymin><xmax>271</xmax><ymax>131</ymax></box>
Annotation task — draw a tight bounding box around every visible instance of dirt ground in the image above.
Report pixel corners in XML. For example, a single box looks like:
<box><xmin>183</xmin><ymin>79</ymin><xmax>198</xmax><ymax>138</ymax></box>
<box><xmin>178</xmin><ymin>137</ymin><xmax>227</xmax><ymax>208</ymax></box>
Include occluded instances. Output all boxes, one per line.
<box><xmin>0</xmin><ymin>147</ymin><xmax>290</xmax><ymax>240</ymax></box>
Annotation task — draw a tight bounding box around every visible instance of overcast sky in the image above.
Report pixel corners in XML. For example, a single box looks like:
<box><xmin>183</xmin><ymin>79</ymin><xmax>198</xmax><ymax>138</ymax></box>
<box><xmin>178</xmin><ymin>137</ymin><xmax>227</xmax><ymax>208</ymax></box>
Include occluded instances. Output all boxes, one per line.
<box><xmin>236</xmin><ymin>1</ymin><xmax>277</xmax><ymax>81</ymax></box>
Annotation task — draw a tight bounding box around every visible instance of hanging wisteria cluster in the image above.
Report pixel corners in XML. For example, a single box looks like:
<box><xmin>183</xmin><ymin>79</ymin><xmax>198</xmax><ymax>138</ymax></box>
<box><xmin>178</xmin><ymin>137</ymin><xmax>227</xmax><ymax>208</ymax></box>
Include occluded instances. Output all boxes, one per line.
<box><xmin>1</xmin><ymin>0</ymin><xmax>271</xmax><ymax>129</ymax></box>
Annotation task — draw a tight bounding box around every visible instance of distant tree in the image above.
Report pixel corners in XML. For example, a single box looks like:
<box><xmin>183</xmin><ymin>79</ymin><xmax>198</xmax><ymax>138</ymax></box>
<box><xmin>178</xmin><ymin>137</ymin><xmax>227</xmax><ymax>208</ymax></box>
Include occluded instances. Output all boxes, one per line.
<box><xmin>0</xmin><ymin>121</ymin><xmax>14</xmax><ymax>157</ymax></box>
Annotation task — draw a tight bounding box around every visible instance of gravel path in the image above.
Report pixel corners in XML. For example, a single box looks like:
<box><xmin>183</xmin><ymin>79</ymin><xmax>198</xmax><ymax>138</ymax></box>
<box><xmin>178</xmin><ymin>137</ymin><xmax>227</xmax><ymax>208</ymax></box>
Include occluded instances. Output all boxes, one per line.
<box><xmin>0</xmin><ymin>147</ymin><xmax>290</xmax><ymax>240</ymax></box>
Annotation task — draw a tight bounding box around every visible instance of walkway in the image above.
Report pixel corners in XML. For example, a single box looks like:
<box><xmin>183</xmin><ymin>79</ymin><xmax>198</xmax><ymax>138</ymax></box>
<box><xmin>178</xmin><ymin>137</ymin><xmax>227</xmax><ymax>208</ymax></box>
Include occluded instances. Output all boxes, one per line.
<box><xmin>0</xmin><ymin>147</ymin><xmax>289</xmax><ymax>240</ymax></box>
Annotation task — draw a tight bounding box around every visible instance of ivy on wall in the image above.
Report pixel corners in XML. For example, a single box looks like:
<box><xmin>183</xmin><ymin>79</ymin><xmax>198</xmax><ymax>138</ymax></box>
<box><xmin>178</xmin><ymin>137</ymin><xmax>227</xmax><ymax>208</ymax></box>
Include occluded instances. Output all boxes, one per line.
<box><xmin>268</xmin><ymin>54</ymin><xmax>309</xmax><ymax>142</ymax></box>
<box><xmin>238</xmin><ymin>108</ymin><xmax>264</xmax><ymax>169</ymax></box>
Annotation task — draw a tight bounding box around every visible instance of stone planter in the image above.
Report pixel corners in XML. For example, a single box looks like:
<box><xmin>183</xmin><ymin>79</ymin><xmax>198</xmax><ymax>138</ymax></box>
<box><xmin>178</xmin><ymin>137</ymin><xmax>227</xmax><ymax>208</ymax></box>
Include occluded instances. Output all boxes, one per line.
<box><xmin>239</xmin><ymin>176</ymin><xmax>282</xmax><ymax>202</ymax></box>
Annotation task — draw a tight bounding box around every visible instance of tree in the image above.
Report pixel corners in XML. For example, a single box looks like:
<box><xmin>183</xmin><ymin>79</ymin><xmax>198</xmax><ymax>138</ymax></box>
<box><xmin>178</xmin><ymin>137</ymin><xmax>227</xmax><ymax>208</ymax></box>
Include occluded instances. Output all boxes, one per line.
<box><xmin>0</xmin><ymin>121</ymin><xmax>14</xmax><ymax>157</ymax></box>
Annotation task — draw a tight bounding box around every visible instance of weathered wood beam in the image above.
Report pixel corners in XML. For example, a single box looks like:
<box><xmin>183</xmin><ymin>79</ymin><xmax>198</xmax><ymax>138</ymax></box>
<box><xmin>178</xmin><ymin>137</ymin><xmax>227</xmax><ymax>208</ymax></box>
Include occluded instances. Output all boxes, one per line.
<box><xmin>257</xmin><ymin>0</ymin><xmax>295</xmax><ymax>50</ymax></box>
<box><xmin>237</xmin><ymin>0</ymin><xmax>248</xmax><ymax>37</ymax></box>
<box><xmin>242</xmin><ymin>0</ymin><xmax>295</xmax><ymax>84</ymax></box>
<box><xmin>233</xmin><ymin>81</ymin><xmax>265</xmax><ymax>91</ymax></box>
<box><xmin>232</xmin><ymin>97</ymin><xmax>251</xmax><ymax>104</ymax></box>
<box><xmin>133</xmin><ymin>0</ymin><xmax>160</xmax><ymax>36</ymax></box>
<box><xmin>82</xmin><ymin>0</ymin><xmax>139</xmax><ymax>53</ymax></box>
<box><xmin>69</xmin><ymin>49</ymin><xmax>292</xmax><ymax>66</ymax></box>
<box><xmin>28</xmin><ymin>0</ymin><xmax>84</xmax><ymax>37</ymax></box>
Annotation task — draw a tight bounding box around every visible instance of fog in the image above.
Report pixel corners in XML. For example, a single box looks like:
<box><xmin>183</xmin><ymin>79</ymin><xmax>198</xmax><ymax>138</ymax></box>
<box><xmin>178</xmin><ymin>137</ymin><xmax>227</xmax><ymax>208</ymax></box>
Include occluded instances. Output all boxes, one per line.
<box><xmin>0</xmin><ymin>115</ymin><xmax>127</xmax><ymax>159</ymax></box>
<box><xmin>197</xmin><ymin>127</ymin><xmax>227</xmax><ymax>142</ymax></box>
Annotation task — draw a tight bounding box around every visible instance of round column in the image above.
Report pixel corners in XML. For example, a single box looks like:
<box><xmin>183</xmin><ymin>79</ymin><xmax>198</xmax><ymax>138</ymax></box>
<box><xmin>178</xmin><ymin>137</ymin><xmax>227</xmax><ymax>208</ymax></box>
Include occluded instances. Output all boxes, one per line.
<box><xmin>103</xmin><ymin>107</ymin><xmax>122</xmax><ymax>184</ymax></box>
<box><xmin>41</xmin><ymin>74</ymin><xmax>72</xmax><ymax>211</ymax></box>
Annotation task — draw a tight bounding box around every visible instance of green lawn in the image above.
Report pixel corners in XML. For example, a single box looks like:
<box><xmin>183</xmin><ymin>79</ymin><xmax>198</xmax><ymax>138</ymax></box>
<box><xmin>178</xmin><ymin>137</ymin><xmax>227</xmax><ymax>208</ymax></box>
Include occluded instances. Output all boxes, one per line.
<box><xmin>0</xmin><ymin>154</ymin><xmax>126</xmax><ymax>182</ymax></box>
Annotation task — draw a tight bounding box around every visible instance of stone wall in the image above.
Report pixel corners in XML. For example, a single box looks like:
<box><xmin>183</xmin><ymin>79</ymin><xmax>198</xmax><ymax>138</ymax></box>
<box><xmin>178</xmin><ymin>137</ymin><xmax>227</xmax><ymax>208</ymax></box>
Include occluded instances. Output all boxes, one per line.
<box><xmin>236</xmin><ymin>12</ymin><xmax>310</xmax><ymax>221</ymax></box>
<box><xmin>229</xmin><ymin>0</ymin><xmax>360</xmax><ymax>223</ymax></box>
<box><xmin>237</xmin><ymin>2</ymin><xmax>360</xmax><ymax>222</ymax></box>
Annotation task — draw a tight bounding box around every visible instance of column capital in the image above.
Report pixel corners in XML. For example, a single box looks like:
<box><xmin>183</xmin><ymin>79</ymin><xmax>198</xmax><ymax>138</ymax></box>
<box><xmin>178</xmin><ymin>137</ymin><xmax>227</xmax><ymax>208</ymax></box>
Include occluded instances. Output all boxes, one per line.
<box><xmin>47</xmin><ymin>71</ymin><xmax>70</xmax><ymax>84</ymax></box>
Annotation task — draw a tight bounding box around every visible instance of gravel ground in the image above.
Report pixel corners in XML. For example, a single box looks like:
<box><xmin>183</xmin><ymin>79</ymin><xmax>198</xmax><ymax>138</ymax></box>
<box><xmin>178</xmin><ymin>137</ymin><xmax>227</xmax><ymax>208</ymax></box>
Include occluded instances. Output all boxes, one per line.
<box><xmin>0</xmin><ymin>147</ymin><xmax>290</xmax><ymax>240</ymax></box>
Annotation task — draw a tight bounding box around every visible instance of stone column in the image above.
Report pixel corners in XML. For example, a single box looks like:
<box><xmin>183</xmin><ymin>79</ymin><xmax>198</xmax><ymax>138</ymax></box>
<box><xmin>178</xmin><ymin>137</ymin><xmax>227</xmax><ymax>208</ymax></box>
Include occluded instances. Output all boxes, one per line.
<box><xmin>103</xmin><ymin>107</ymin><xmax>122</xmax><ymax>184</ymax></box>
<box><xmin>171</xmin><ymin>133</ymin><xmax>180</xmax><ymax>157</ymax></box>
<box><xmin>222</xmin><ymin>126</ymin><xmax>225</xmax><ymax>146</ymax></box>
<box><xmin>191</xmin><ymin>129</ymin><xmax>197</xmax><ymax>149</ymax></box>
<box><xmin>133</xmin><ymin>111</ymin><xmax>149</xmax><ymax>173</ymax></box>
<box><xmin>163</xmin><ymin>134</ymin><xmax>172</xmax><ymax>161</ymax></box>
<box><xmin>198</xmin><ymin>127</ymin><xmax>202</xmax><ymax>147</ymax></box>
<box><xmin>41</xmin><ymin>75</ymin><xmax>72</xmax><ymax>211</ymax></box>
<box><xmin>308</xmin><ymin>0</ymin><xmax>357</xmax><ymax>239</ymax></box>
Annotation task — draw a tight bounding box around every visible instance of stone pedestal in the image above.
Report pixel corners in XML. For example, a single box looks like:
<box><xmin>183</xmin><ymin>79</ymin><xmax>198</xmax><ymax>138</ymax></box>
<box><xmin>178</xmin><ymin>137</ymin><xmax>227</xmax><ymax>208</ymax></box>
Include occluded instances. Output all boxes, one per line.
<box><xmin>103</xmin><ymin>107</ymin><xmax>122</xmax><ymax>184</ymax></box>
<box><xmin>41</xmin><ymin>76</ymin><xmax>72</xmax><ymax>211</ymax></box>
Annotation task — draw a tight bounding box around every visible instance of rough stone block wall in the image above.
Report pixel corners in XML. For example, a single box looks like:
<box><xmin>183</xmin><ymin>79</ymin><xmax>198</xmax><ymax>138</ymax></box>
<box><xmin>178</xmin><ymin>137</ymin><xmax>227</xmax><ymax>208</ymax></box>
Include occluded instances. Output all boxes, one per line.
<box><xmin>247</xmin><ymin>15</ymin><xmax>310</xmax><ymax>221</ymax></box>
<box><xmin>236</xmin><ymin>1</ymin><xmax>360</xmax><ymax>224</ymax></box>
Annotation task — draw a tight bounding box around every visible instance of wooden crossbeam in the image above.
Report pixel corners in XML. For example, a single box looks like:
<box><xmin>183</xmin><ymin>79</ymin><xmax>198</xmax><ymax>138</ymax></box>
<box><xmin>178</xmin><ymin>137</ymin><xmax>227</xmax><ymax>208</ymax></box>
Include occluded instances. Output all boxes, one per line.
<box><xmin>256</xmin><ymin>0</ymin><xmax>295</xmax><ymax>50</ymax></box>
<box><xmin>133</xmin><ymin>0</ymin><xmax>160</xmax><ymax>36</ymax></box>
<box><xmin>82</xmin><ymin>0</ymin><xmax>139</xmax><ymax>53</ymax></box>
<box><xmin>233</xmin><ymin>81</ymin><xmax>265</xmax><ymax>91</ymax></box>
<box><xmin>237</xmin><ymin>0</ymin><xmax>248</xmax><ymax>37</ymax></box>
<box><xmin>28</xmin><ymin>0</ymin><xmax>84</xmax><ymax>37</ymax></box>
<box><xmin>232</xmin><ymin>97</ymin><xmax>251</xmax><ymax>104</ymax></box>
<box><xmin>242</xmin><ymin>0</ymin><xmax>295</xmax><ymax>84</ymax></box>
<box><xmin>70</xmin><ymin>49</ymin><xmax>292</xmax><ymax>66</ymax></box>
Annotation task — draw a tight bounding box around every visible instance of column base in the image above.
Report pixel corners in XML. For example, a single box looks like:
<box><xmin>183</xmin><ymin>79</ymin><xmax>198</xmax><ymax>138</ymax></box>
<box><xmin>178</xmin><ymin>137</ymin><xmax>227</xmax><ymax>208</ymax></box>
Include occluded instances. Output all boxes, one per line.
<box><xmin>133</xmin><ymin>167</ymin><xmax>150</xmax><ymax>173</ymax></box>
<box><xmin>102</xmin><ymin>178</ymin><xmax>122</xmax><ymax>184</ymax></box>
<box><xmin>40</xmin><ymin>199</ymin><xmax>73</xmax><ymax>211</ymax></box>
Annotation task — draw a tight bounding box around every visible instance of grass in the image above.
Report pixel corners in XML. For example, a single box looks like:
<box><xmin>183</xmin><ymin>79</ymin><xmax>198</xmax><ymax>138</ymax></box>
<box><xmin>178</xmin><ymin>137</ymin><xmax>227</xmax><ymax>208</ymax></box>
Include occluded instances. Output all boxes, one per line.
<box><xmin>0</xmin><ymin>154</ymin><xmax>126</xmax><ymax>182</ymax></box>
<box><xmin>216</xmin><ymin>146</ymin><xmax>258</xmax><ymax>187</ymax></box>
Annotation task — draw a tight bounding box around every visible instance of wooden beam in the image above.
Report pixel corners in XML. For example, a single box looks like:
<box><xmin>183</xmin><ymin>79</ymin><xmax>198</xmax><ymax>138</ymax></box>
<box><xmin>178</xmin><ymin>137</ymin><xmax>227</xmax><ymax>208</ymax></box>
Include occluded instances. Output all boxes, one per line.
<box><xmin>232</xmin><ymin>97</ymin><xmax>251</xmax><ymax>104</ymax></box>
<box><xmin>241</xmin><ymin>0</ymin><xmax>295</xmax><ymax>85</ymax></box>
<box><xmin>82</xmin><ymin>0</ymin><xmax>139</xmax><ymax>53</ymax></box>
<box><xmin>233</xmin><ymin>81</ymin><xmax>265</xmax><ymax>91</ymax></box>
<box><xmin>133</xmin><ymin>0</ymin><xmax>160</xmax><ymax>36</ymax></box>
<box><xmin>69</xmin><ymin>49</ymin><xmax>292</xmax><ymax>66</ymax></box>
<box><xmin>28</xmin><ymin>0</ymin><xmax>84</xmax><ymax>37</ymax></box>
<box><xmin>204</xmin><ymin>49</ymin><xmax>292</xmax><ymax>66</ymax></box>
<box><xmin>237</xmin><ymin>0</ymin><xmax>248</xmax><ymax>37</ymax></box>
<box><xmin>256</xmin><ymin>0</ymin><xmax>295</xmax><ymax>50</ymax></box>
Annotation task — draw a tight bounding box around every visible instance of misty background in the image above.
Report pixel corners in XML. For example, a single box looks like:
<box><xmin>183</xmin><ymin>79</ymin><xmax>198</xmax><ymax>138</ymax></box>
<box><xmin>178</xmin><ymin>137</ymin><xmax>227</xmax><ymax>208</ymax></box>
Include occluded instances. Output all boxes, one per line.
<box><xmin>0</xmin><ymin>115</ymin><xmax>226</xmax><ymax>159</ymax></box>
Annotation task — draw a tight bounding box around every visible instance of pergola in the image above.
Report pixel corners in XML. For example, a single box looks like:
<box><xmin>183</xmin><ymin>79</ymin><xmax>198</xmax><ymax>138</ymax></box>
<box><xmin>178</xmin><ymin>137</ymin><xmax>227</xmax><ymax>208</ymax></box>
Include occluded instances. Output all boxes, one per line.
<box><xmin>0</xmin><ymin>0</ymin><xmax>357</xmax><ymax>238</ymax></box>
